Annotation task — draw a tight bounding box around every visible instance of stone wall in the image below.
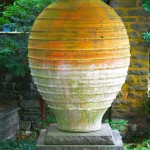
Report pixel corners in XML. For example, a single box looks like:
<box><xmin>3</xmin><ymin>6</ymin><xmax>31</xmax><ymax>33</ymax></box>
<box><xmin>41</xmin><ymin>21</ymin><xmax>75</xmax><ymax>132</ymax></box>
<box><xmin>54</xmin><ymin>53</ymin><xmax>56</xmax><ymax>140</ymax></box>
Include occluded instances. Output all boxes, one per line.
<box><xmin>0</xmin><ymin>73</ymin><xmax>40</xmax><ymax>121</ymax></box>
<box><xmin>110</xmin><ymin>0</ymin><xmax>149</xmax><ymax>133</ymax></box>
<box><xmin>0</xmin><ymin>73</ymin><xmax>54</xmax><ymax>121</ymax></box>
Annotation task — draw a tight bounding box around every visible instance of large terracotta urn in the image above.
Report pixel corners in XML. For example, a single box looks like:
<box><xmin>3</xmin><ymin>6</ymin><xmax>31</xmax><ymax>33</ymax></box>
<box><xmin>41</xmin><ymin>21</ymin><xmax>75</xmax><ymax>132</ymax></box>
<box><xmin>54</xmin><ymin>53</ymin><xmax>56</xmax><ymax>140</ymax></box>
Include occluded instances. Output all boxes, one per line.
<box><xmin>28</xmin><ymin>0</ymin><xmax>130</xmax><ymax>132</ymax></box>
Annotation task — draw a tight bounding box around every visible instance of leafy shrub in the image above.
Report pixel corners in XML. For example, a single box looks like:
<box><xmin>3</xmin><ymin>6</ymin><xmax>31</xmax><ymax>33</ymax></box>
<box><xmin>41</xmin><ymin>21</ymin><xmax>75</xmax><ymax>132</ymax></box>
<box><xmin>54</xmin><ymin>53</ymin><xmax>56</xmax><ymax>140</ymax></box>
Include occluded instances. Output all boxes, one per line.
<box><xmin>142</xmin><ymin>0</ymin><xmax>150</xmax><ymax>12</ymax></box>
<box><xmin>1</xmin><ymin>0</ymin><xmax>56</xmax><ymax>31</ymax></box>
<box><xmin>0</xmin><ymin>17</ymin><xmax>10</xmax><ymax>29</ymax></box>
<box><xmin>0</xmin><ymin>34</ymin><xmax>29</xmax><ymax>76</ymax></box>
<box><xmin>142</xmin><ymin>0</ymin><xmax>150</xmax><ymax>44</ymax></box>
<box><xmin>105</xmin><ymin>119</ymin><xmax>128</xmax><ymax>132</ymax></box>
<box><xmin>0</xmin><ymin>130</ymin><xmax>38</xmax><ymax>150</ymax></box>
<box><xmin>143</xmin><ymin>91</ymin><xmax>150</xmax><ymax>114</ymax></box>
<box><xmin>0</xmin><ymin>0</ymin><xmax>57</xmax><ymax>75</ymax></box>
<box><xmin>0</xmin><ymin>139</ymin><xmax>36</xmax><ymax>150</ymax></box>
<box><xmin>124</xmin><ymin>139</ymin><xmax>150</xmax><ymax>150</ymax></box>
<box><xmin>38</xmin><ymin>116</ymin><xmax>57</xmax><ymax>129</ymax></box>
<box><xmin>143</xmin><ymin>32</ymin><xmax>150</xmax><ymax>43</ymax></box>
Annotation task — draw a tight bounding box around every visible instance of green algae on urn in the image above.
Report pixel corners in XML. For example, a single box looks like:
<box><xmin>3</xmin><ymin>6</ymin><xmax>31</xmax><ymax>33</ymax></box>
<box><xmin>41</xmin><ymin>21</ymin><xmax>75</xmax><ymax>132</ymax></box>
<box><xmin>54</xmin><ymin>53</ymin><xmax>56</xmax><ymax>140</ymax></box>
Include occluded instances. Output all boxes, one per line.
<box><xmin>28</xmin><ymin>0</ymin><xmax>130</xmax><ymax>132</ymax></box>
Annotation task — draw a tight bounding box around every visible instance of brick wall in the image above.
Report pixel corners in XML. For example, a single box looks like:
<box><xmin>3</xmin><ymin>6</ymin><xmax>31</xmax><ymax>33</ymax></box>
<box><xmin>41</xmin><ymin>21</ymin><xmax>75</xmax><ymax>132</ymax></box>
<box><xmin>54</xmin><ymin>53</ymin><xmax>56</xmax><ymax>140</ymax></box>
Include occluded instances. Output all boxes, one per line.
<box><xmin>110</xmin><ymin>0</ymin><xmax>149</xmax><ymax>123</ymax></box>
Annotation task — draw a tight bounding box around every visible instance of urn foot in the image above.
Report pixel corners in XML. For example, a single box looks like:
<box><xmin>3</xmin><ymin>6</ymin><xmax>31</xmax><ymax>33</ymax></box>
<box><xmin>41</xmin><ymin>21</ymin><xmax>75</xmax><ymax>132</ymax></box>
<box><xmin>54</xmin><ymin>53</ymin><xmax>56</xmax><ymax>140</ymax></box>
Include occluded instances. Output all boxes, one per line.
<box><xmin>51</xmin><ymin>107</ymin><xmax>107</xmax><ymax>132</ymax></box>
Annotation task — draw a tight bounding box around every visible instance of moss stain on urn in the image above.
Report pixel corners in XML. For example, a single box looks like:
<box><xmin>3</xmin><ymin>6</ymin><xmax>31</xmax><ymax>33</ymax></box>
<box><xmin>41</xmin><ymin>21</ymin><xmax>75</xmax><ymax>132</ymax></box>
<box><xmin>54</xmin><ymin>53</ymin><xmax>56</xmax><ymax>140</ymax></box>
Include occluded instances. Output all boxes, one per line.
<box><xmin>28</xmin><ymin>0</ymin><xmax>130</xmax><ymax>132</ymax></box>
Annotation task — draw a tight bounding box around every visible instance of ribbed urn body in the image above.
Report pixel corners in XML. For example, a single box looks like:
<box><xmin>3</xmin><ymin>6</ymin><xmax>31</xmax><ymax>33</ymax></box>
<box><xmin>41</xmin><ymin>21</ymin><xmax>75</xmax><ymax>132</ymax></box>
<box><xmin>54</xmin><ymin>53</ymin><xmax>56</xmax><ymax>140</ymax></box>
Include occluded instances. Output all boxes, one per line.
<box><xmin>28</xmin><ymin>0</ymin><xmax>130</xmax><ymax>132</ymax></box>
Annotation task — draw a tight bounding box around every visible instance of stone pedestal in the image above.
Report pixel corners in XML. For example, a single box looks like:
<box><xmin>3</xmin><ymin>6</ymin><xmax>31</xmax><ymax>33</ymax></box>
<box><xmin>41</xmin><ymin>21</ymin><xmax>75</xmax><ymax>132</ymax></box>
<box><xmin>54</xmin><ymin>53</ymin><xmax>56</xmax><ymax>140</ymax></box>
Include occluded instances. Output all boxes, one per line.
<box><xmin>0</xmin><ymin>106</ymin><xmax>20</xmax><ymax>141</ymax></box>
<box><xmin>36</xmin><ymin>124</ymin><xmax>124</xmax><ymax>150</ymax></box>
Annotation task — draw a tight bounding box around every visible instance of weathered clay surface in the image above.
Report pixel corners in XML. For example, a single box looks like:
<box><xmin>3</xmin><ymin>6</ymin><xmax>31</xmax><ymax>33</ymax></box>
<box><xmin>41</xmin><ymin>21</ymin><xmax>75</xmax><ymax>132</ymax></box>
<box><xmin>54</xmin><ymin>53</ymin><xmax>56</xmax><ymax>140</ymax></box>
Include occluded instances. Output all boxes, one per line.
<box><xmin>28</xmin><ymin>0</ymin><xmax>130</xmax><ymax>132</ymax></box>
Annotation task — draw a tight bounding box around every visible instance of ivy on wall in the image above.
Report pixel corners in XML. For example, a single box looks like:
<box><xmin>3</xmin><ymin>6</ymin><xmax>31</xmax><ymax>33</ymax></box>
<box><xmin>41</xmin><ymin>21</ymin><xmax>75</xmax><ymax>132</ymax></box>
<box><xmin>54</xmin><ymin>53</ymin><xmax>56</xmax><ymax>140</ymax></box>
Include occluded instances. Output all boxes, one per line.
<box><xmin>142</xmin><ymin>0</ymin><xmax>150</xmax><ymax>12</ymax></box>
<box><xmin>142</xmin><ymin>0</ymin><xmax>150</xmax><ymax>44</ymax></box>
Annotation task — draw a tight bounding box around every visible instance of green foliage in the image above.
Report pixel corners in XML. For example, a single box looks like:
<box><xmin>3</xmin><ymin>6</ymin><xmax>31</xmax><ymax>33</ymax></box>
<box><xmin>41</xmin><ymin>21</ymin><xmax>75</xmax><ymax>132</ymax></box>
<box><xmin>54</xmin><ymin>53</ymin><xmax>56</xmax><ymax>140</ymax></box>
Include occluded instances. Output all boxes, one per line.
<box><xmin>1</xmin><ymin>0</ymin><xmax>55</xmax><ymax>32</ymax></box>
<box><xmin>142</xmin><ymin>0</ymin><xmax>150</xmax><ymax>44</ymax></box>
<box><xmin>143</xmin><ymin>91</ymin><xmax>150</xmax><ymax>113</ymax></box>
<box><xmin>0</xmin><ymin>35</ymin><xmax>29</xmax><ymax>76</ymax></box>
<box><xmin>0</xmin><ymin>0</ymin><xmax>56</xmax><ymax>75</ymax></box>
<box><xmin>17</xmin><ymin>130</ymin><xmax>39</xmax><ymax>141</ymax></box>
<box><xmin>0</xmin><ymin>130</ymin><xmax>38</xmax><ymax>150</ymax></box>
<box><xmin>0</xmin><ymin>17</ymin><xmax>10</xmax><ymax>29</ymax></box>
<box><xmin>124</xmin><ymin>139</ymin><xmax>150</xmax><ymax>150</ymax></box>
<box><xmin>0</xmin><ymin>139</ymin><xmax>36</xmax><ymax>150</ymax></box>
<box><xmin>105</xmin><ymin>119</ymin><xmax>128</xmax><ymax>132</ymax></box>
<box><xmin>38</xmin><ymin>116</ymin><xmax>57</xmax><ymax>129</ymax></box>
<box><xmin>143</xmin><ymin>32</ymin><xmax>150</xmax><ymax>43</ymax></box>
<box><xmin>18</xmin><ymin>139</ymin><xmax>36</xmax><ymax>150</ymax></box>
<box><xmin>142</xmin><ymin>0</ymin><xmax>150</xmax><ymax>12</ymax></box>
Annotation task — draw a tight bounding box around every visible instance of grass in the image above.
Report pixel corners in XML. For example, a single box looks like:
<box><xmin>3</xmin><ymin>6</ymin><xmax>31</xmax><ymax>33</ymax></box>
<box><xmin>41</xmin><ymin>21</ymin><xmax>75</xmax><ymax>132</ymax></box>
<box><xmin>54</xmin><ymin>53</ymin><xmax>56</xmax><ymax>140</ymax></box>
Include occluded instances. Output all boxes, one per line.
<box><xmin>124</xmin><ymin>139</ymin><xmax>150</xmax><ymax>150</ymax></box>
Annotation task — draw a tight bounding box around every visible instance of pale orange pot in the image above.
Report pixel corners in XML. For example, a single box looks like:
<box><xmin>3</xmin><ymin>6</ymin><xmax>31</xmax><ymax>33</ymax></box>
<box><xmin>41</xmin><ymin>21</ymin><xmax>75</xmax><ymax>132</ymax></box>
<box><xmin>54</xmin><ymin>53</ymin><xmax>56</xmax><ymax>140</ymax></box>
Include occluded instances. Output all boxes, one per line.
<box><xmin>28</xmin><ymin>0</ymin><xmax>130</xmax><ymax>132</ymax></box>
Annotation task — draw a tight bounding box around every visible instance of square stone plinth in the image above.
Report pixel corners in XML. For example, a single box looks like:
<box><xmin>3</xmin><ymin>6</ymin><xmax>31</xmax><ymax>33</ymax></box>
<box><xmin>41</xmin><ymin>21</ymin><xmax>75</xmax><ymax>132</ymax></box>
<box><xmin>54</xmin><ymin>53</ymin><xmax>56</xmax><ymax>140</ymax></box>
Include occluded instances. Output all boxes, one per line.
<box><xmin>36</xmin><ymin>124</ymin><xmax>124</xmax><ymax>150</ymax></box>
